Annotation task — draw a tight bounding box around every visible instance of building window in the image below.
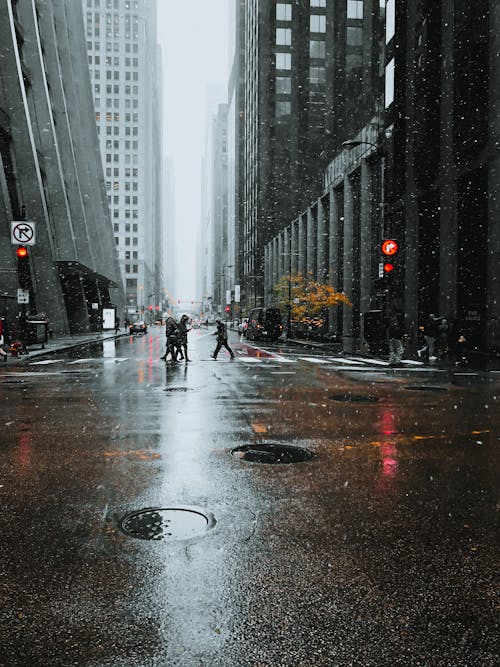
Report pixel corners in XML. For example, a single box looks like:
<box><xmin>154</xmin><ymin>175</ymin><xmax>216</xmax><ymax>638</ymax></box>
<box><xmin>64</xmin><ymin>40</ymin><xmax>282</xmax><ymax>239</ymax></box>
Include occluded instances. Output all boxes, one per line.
<box><xmin>309</xmin><ymin>40</ymin><xmax>326</xmax><ymax>58</ymax></box>
<box><xmin>276</xmin><ymin>28</ymin><xmax>291</xmax><ymax>45</ymax></box>
<box><xmin>386</xmin><ymin>0</ymin><xmax>395</xmax><ymax>44</ymax></box>
<box><xmin>276</xmin><ymin>101</ymin><xmax>291</xmax><ymax>117</ymax></box>
<box><xmin>310</xmin><ymin>15</ymin><xmax>326</xmax><ymax>32</ymax></box>
<box><xmin>276</xmin><ymin>76</ymin><xmax>291</xmax><ymax>94</ymax></box>
<box><xmin>310</xmin><ymin>0</ymin><xmax>326</xmax><ymax>6</ymax></box>
<box><xmin>276</xmin><ymin>52</ymin><xmax>292</xmax><ymax>69</ymax></box>
<box><xmin>276</xmin><ymin>3</ymin><xmax>292</xmax><ymax>21</ymax></box>
<box><xmin>347</xmin><ymin>26</ymin><xmax>363</xmax><ymax>46</ymax></box>
<box><xmin>385</xmin><ymin>57</ymin><xmax>395</xmax><ymax>107</ymax></box>
<box><xmin>347</xmin><ymin>0</ymin><xmax>363</xmax><ymax>19</ymax></box>
<box><xmin>309</xmin><ymin>66</ymin><xmax>326</xmax><ymax>84</ymax></box>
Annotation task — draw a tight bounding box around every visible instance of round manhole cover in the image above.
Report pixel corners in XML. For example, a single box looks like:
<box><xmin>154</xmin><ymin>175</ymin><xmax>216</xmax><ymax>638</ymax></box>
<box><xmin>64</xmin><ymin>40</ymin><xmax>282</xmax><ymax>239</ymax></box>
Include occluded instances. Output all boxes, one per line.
<box><xmin>231</xmin><ymin>443</ymin><xmax>313</xmax><ymax>464</ymax></box>
<box><xmin>163</xmin><ymin>387</ymin><xmax>193</xmax><ymax>393</ymax></box>
<box><xmin>328</xmin><ymin>394</ymin><xmax>379</xmax><ymax>402</ymax></box>
<box><xmin>405</xmin><ymin>385</ymin><xmax>448</xmax><ymax>392</ymax></box>
<box><xmin>119</xmin><ymin>507</ymin><xmax>214</xmax><ymax>541</ymax></box>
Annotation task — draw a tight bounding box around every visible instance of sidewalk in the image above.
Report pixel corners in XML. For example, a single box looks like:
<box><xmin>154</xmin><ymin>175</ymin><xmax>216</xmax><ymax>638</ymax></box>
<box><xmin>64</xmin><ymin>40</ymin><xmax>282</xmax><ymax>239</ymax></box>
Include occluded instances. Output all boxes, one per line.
<box><xmin>2</xmin><ymin>330</ymin><xmax>128</xmax><ymax>364</ymax></box>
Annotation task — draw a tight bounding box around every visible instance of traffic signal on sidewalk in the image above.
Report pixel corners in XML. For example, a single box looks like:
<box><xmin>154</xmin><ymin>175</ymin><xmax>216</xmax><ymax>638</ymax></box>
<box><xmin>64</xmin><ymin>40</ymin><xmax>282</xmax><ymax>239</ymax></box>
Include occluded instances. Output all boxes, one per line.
<box><xmin>381</xmin><ymin>239</ymin><xmax>399</xmax><ymax>278</ymax></box>
<box><xmin>16</xmin><ymin>245</ymin><xmax>31</xmax><ymax>289</ymax></box>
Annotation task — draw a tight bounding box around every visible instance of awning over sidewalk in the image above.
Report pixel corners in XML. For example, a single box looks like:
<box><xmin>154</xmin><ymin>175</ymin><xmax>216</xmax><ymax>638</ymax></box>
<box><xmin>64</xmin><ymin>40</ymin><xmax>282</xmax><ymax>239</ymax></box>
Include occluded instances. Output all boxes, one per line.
<box><xmin>56</xmin><ymin>261</ymin><xmax>119</xmax><ymax>289</ymax></box>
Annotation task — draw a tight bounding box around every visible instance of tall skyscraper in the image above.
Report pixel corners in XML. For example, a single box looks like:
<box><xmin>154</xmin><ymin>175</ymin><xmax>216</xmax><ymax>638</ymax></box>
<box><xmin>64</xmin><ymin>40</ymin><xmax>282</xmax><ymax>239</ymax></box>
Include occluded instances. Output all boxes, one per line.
<box><xmin>82</xmin><ymin>0</ymin><xmax>163</xmax><ymax>316</ymax></box>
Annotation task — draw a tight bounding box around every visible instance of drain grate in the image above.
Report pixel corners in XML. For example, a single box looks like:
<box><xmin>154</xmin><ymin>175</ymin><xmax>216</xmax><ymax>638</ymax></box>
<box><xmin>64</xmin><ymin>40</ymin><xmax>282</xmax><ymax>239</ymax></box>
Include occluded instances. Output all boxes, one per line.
<box><xmin>163</xmin><ymin>387</ymin><xmax>193</xmax><ymax>393</ymax></box>
<box><xmin>231</xmin><ymin>443</ymin><xmax>313</xmax><ymax>464</ymax></box>
<box><xmin>119</xmin><ymin>507</ymin><xmax>214</xmax><ymax>541</ymax></box>
<box><xmin>405</xmin><ymin>385</ymin><xmax>448</xmax><ymax>392</ymax></box>
<box><xmin>329</xmin><ymin>394</ymin><xmax>379</xmax><ymax>403</ymax></box>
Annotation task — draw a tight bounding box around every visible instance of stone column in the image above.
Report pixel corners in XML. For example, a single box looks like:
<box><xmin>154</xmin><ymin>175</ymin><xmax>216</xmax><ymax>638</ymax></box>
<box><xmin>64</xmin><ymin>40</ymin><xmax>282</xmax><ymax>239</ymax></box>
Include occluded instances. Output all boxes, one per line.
<box><xmin>328</xmin><ymin>187</ymin><xmax>340</xmax><ymax>333</ymax></box>
<box><xmin>488</xmin><ymin>0</ymin><xmax>500</xmax><ymax>350</ymax></box>
<box><xmin>298</xmin><ymin>214</ymin><xmax>306</xmax><ymax>275</ymax></box>
<box><xmin>291</xmin><ymin>220</ymin><xmax>298</xmax><ymax>274</ymax></box>
<box><xmin>306</xmin><ymin>207</ymin><xmax>317</xmax><ymax>277</ymax></box>
<box><xmin>272</xmin><ymin>237</ymin><xmax>279</xmax><ymax>289</ymax></box>
<box><xmin>316</xmin><ymin>197</ymin><xmax>328</xmax><ymax>283</ymax></box>
<box><xmin>277</xmin><ymin>232</ymin><xmax>284</xmax><ymax>280</ymax></box>
<box><xmin>360</xmin><ymin>159</ymin><xmax>373</xmax><ymax>347</ymax></box>
<box><xmin>264</xmin><ymin>244</ymin><xmax>270</xmax><ymax>303</ymax></box>
<box><xmin>343</xmin><ymin>176</ymin><xmax>354</xmax><ymax>352</ymax></box>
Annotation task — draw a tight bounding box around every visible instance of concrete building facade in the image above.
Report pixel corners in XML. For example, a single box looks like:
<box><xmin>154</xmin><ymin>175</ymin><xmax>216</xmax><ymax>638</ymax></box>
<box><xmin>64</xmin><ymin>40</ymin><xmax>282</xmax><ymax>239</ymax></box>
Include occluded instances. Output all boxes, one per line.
<box><xmin>241</xmin><ymin>0</ymin><xmax>381</xmax><ymax>311</ymax></box>
<box><xmin>0</xmin><ymin>0</ymin><xmax>124</xmax><ymax>338</ymax></box>
<box><xmin>264</xmin><ymin>0</ymin><xmax>500</xmax><ymax>357</ymax></box>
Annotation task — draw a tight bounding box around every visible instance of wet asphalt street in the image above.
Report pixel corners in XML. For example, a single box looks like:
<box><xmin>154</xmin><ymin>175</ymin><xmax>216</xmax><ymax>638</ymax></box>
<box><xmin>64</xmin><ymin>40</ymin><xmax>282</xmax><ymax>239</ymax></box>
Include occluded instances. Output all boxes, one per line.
<box><xmin>0</xmin><ymin>326</ymin><xmax>498</xmax><ymax>666</ymax></box>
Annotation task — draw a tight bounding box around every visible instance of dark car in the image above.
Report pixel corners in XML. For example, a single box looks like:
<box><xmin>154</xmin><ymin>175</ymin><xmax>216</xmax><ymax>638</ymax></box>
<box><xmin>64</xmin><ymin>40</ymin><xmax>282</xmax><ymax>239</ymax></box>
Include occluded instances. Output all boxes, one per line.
<box><xmin>246</xmin><ymin>308</ymin><xmax>283</xmax><ymax>342</ymax></box>
<box><xmin>129</xmin><ymin>320</ymin><xmax>147</xmax><ymax>335</ymax></box>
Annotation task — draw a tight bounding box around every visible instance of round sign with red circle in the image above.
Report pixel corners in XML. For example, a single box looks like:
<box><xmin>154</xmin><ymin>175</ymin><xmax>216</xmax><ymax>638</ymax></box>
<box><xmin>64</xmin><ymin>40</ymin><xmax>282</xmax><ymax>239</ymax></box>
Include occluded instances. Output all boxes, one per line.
<box><xmin>381</xmin><ymin>239</ymin><xmax>398</xmax><ymax>256</ymax></box>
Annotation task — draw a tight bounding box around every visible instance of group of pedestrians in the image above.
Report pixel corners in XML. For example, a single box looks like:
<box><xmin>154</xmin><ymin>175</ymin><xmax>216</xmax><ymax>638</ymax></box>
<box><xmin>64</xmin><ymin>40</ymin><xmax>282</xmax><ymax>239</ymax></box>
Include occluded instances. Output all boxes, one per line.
<box><xmin>418</xmin><ymin>313</ymin><xmax>468</xmax><ymax>365</ymax></box>
<box><xmin>386</xmin><ymin>311</ymin><xmax>469</xmax><ymax>367</ymax></box>
<box><xmin>161</xmin><ymin>314</ymin><xmax>191</xmax><ymax>364</ymax></box>
<box><xmin>159</xmin><ymin>315</ymin><xmax>235</xmax><ymax>364</ymax></box>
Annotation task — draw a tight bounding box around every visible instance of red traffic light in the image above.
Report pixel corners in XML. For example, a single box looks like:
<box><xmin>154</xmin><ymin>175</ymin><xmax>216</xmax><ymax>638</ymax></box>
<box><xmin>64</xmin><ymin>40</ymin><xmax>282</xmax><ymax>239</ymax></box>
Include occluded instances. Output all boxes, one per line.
<box><xmin>383</xmin><ymin>262</ymin><xmax>395</xmax><ymax>273</ymax></box>
<box><xmin>225</xmin><ymin>306</ymin><xmax>230</xmax><ymax>313</ymax></box>
<box><xmin>381</xmin><ymin>239</ymin><xmax>398</xmax><ymax>256</ymax></box>
<box><xmin>16</xmin><ymin>246</ymin><xmax>28</xmax><ymax>258</ymax></box>
<box><xmin>155</xmin><ymin>305</ymin><xmax>160</xmax><ymax>310</ymax></box>
<box><xmin>148</xmin><ymin>305</ymin><xmax>153</xmax><ymax>311</ymax></box>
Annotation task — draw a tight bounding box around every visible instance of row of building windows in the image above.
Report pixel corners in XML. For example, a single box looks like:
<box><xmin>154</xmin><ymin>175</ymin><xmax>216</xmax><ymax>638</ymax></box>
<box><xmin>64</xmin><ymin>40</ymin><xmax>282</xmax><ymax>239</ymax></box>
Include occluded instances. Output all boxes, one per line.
<box><xmin>87</xmin><ymin>41</ymin><xmax>138</xmax><ymax>52</ymax></box>
<box><xmin>106</xmin><ymin>153</ymin><xmax>139</xmax><ymax>164</ymax></box>
<box><xmin>86</xmin><ymin>0</ymin><xmax>139</xmax><ymax>10</ymax></box>
<box><xmin>95</xmin><ymin>85</ymin><xmax>139</xmax><ymax>96</ymax></box>
<box><xmin>95</xmin><ymin>98</ymin><xmax>139</xmax><ymax>109</ymax></box>
<box><xmin>113</xmin><ymin>224</ymin><xmax>138</xmax><ymax>234</ymax></box>
<box><xmin>93</xmin><ymin>70</ymin><xmax>138</xmax><ymax>81</ymax></box>
<box><xmin>115</xmin><ymin>236</ymin><xmax>138</xmax><ymax>246</ymax></box>
<box><xmin>87</xmin><ymin>41</ymin><xmax>139</xmax><ymax>53</ymax></box>
<box><xmin>88</xmin><ymin>55</ymin><xmax>139</xmax><ymax>68</ymax></box>
<box><xmin>106</xmin><ymin>167</ymin><xmax>139</xmax><ymax>177</ymax></box>
<box><xmin>108</xmin><ymin>196</ymin><xmax>139</xmax><ymax>206</ymax></box>
<box><xmin>103</xmin><ymin>126</ymin><xmax>139</xmax><ymax>136</ymax></box>
<box><xmin>106</xmin><ymin>180</ymin><xmax>139</xmax><ymax>191</ymax></box>
<box><xmin>95</xmin><ymin>112</ymin><xmax>139</xmax><ymax>122</ymax></box>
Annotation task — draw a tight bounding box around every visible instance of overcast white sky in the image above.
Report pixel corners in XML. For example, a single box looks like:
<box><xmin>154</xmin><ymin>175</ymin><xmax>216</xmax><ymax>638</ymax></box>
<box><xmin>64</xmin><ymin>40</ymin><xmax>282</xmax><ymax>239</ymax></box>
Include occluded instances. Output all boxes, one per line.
<box><xmin>157</xmin><ymin>0</ymin><xmax>230</xmax><ymax>301</ymax></box>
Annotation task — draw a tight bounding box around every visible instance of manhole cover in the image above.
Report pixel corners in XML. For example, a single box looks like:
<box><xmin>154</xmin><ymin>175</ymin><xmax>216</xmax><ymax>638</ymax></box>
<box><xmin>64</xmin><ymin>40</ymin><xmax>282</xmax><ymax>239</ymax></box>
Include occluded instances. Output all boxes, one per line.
<box><xmin>328</xmin><ymin>394</ymin><xmax>379</xmax><ymax>402</ymax></box>
<box><xmin>163</xmin><ymin>387</ymin><xmax>193</xmax><ymax>393</ymax></box>
<box><xmin>231</xmin><ymin>443</ymin><xmax>313</xmax><ymax>464</ymax></box>
<box><xmin>405</xmin><ymin>385</ymin><xmax>448</xmax><ymax>392</ymax></box>
<box><xmin>119</xmin><ymin>507</ymin><xmax>214</xmax><ymax>541</ymax></box>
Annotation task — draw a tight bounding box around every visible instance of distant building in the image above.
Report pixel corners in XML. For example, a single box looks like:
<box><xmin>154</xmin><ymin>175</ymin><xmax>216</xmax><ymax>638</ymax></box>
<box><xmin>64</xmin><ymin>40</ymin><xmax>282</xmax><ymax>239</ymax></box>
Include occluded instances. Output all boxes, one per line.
<box><xmin>82</xmin><ymin>0</ymin><xmax>163</xmax><ymax>316</ymax></box>
<box><xmin>0</xmin><ymin>0</ymin><xmax>124</xmax><ymax>337</ymax></box>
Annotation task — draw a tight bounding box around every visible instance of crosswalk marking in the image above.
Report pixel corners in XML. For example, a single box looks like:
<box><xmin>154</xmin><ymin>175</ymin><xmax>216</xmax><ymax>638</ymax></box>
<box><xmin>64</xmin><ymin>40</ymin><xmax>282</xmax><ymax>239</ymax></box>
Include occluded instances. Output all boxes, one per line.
<box><xmin>298</xmin><ymin>357</ymin><xmax>331</xmax><ymax>364</ymax></box>
<box><xmin>29</xmin><ymin>359</ymin><xmax>63</xmax><ymax>365</ymax></box>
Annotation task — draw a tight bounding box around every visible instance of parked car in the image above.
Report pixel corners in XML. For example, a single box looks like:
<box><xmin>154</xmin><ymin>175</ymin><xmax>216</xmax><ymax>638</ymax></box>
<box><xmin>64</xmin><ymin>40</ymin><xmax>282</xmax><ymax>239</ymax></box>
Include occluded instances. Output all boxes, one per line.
<box><xmin>129</xmin><ymin>320</ymin><xmax>147</xmax><ymax>335</ymax></box>
<box><xmin>246</xmin><ymin>308</ymin><xmax>283</xmax><ymax>342</ymax></box>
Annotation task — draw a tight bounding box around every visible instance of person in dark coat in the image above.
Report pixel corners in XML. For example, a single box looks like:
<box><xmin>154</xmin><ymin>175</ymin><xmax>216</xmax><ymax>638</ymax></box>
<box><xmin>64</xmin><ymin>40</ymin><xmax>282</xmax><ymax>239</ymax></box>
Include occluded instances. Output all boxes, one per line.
<box><xmin>176</xmin><ymin>314</ymin><xmax>191</xmax><ymax>362</ymax></box>
<box><xmin>161</xmin><ymin>316</ymin><xmax>179</xmax><ymax>363</ymax></box>
<box><xmin>418</xmin><ymin>313</ymin><xmax>440</xmax><ymax>361</ymax></box>
<box><xmin>211</xmin><ymin>318</ymin><xmax>234</xmax><ymax>360</ymax></box>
